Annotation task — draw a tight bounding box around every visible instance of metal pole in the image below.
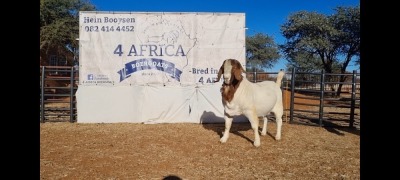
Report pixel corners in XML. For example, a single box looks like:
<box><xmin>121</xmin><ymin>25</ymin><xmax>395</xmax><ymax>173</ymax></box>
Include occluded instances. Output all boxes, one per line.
<box><xmin>281</xmin><ymin>69</ymin><xmax>288</xmax><ymax>123</ymax></box>
<box><xmin>319</xmin><ymin>70</ymin><xmax>325</xmax><ymax>126</ymax></box>
<box><xmin>349</xmin><ymin>70</ymin><xmax>357</xmax><ymax>128</ymax></box>
<box><xmin>70</xmin><ymin>67</ymin><xmax>74</xmax><ymax>123</ymax></box>
<box><xmin>253</xmin><ymin>68</ymin><xmax>257</xmax><ymax>83</ymax></box>
<box><xmin>290</xmin><ymin>68</ymin><xmax>296</xmax><ymax>123</ymax></box>
<box><xmin>41</xmin><ymin>66</ymin><xmax>45</xmax><ymax>123</ymax></box>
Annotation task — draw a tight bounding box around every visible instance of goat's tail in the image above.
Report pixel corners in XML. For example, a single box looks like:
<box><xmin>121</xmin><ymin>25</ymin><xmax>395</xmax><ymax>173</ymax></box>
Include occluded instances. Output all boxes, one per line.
<box><xmin>275</xmin><ymin>71</ymin><xmax>285</xmax><ymax>87</ymax></box>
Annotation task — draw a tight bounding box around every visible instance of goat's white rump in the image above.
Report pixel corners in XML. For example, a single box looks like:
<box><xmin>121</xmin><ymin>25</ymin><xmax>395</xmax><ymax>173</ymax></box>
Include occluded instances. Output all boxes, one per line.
<box><xmin>215</xmin><ymin>59</ymin><xmax>285</xmax><ymax>147</ymax></box>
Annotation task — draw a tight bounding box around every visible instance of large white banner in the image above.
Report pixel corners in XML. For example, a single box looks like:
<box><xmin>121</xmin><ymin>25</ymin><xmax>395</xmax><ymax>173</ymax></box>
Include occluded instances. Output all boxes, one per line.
<box><xmin>77</xmin><ymin>12</ymin><xmax>246</xmax><ymax>123</ymax></box>
<box><xmin>79</xmin><ymin>12</ymin><xmax>245</xmax><ymax>86</ymax></box>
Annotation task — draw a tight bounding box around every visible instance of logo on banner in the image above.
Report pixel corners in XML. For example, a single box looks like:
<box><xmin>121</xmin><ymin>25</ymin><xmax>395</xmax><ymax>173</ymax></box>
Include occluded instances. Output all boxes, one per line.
<box><xmin>118</xmin><ymin>58</ymin><xmax>182</xmax><ymax>82</ymax></box>
<box><xmin>84</xmin><ymin>74</ymin><xmax>112</xmax><ymax>84</ymax></box>
<box><xmin>88</xmin><ymin>74</ymin><xmax>94</xmax><ymax>80</ymax></box>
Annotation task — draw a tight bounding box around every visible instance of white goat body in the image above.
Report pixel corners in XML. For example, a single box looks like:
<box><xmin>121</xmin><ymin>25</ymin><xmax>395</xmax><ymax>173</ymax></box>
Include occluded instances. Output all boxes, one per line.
<box><xmin>215</xmin><ymin>59</ymin><xmax>284</xmax><ymax>147</ymax></box>
<box><xmin>224</xmin><ymin>80</ymin><xmax>280</xmax><ymax>117</ymax></box>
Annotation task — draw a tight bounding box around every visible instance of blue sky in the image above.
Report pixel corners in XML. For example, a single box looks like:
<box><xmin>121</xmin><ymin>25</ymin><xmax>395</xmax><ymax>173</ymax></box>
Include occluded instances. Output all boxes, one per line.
<box><xmin>90</xmin><ymin>0</ymin><xmax>360</xmax><ymax>72</ymax></box>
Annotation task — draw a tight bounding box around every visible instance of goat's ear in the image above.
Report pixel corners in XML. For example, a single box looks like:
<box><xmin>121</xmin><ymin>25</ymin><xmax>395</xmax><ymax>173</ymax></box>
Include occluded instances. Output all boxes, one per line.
<box><xmin>233</xmin><ymin>60</ymin><xmax>244</xmax><ymax>81</ymax></box>
<box><xmin>240</xmin><ymin>63</ymin><xmax>246</xmax><ymax>73</ymax></box>
<box><xmin>214</xmin><ymin>62</ymin><xmax>224</xmax><ymax>82</ymax></box>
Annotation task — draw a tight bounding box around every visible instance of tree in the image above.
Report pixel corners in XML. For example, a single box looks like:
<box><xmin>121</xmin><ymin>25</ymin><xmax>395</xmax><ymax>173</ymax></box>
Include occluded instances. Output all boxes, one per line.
<box><xmin>280</xmin><ymin>6</ymin><xmax>360</xmax><ymax>96</ymax></box>
<box><xmin>285</xmin><ymin>51</ymin><xmax>323</xmax><ymax>73</ymax></box>
<box><xmin>281</xmin><ymin>6</ymin><xmax>360</xmax><ymax>73</ymax></box>
<box><xmin>40</xmin><ymin>0</ymin><xmax>95</xmax><ymax>65</ymax></box>
<box><xmin>246</xmin><ymin>33</ymin><xmax>280</xmax><ymax>72</ymax></box>
<box><xmin>332</xmin><ymin>6</ymin><xmax>360</xmax><ymax>70</ymax></box>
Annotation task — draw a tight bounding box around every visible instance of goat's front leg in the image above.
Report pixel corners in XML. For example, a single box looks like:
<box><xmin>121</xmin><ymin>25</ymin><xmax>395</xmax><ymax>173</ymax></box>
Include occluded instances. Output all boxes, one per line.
<box><xmin>220</xmin><ymin>114</ymin><xmax>233</xmax><ymax>144</ymax></box>
<box><xmin>245</xmin><ymin>110</ymin><xmax>261</xmax><ymax>147</ymax></box>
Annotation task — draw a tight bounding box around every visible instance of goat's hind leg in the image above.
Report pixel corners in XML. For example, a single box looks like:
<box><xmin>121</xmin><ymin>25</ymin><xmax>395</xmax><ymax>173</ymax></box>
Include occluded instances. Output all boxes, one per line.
<box><xmin>261</xmin><ymin>116</ymin><xmax>268</xmax><ymax>136</ymax></box>
<box><xmin>220</xmin><ymin>115</ymin><xmax>233</xmax><ymax>143</ymax></box>
<box><xmin>273</xmin><ymin>110</ymin><xmax>283</xmax><ymax>141</ymax></box>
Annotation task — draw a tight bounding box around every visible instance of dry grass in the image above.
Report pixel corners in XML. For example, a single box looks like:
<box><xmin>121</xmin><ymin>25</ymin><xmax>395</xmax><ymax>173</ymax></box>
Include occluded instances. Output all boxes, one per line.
<box><xmin>40</xmin><ymin>122</ymin><xmax>360</xmax><ymax>179</ymax></box>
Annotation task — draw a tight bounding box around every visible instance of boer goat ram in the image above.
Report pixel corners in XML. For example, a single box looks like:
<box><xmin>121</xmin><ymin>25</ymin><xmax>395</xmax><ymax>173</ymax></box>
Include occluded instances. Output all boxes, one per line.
<box><xmin>215</xmin><ymin>59</ymin><xmax>285</xmax><ymax>147</ymax></box>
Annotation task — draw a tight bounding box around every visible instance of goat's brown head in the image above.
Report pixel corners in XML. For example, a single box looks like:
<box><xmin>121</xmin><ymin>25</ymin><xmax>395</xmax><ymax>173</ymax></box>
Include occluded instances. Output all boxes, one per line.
<box><xmin>215</xmin><ymin>59</ymin><xmax>245</xmax><ymax>102</ymax></box>
<box><xmin>215</xmin><ymin>59</ymin><xmax>245</xmax><ymax>85</ymax></box>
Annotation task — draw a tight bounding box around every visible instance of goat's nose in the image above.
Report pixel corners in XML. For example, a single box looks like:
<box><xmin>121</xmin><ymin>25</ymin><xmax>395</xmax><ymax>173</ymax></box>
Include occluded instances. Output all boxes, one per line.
<box><xmin>224</xmin><ymin>78</ymin><xmax>230</xmax><ymax>84</ymax></box>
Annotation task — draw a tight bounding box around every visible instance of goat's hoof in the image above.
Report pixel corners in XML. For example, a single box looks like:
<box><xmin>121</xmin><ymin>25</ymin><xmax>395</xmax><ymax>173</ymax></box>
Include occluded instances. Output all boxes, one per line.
<box><xmin>275</xmin><ymin>136</ymin><xmax>281</xmax><ymax>141</ymax></box>
<box><xmin>261</xmin><ymin>131</ymin><xmax>267</xmax><ymax>136</ymax></box>
<box><xmin>253</xmin><ymin>140</ymin><xmax>260</xmax><ymax>147</ymax></box>
<box><xmin>220</xmin><ymin>137</ymin><xmax>228</xmax><ymax>143</ymax></box>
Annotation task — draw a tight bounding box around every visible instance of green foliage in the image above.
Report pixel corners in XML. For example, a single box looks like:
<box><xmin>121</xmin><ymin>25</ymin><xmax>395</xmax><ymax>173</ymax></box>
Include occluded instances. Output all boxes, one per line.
<box><xmin>280</xmin><ymin>6</ymin><xmax>360</xmax><ymax>73</ymax></box>
<box><xmin>285</xmin><ymin>51</ymin><xmax>323</xmax><ymax>72</ymax></box>
<box><xmin>331</xmin><ymin>6</ymin><xmax>360</xmax><ymax>67</ymax></box>
<box><xmin>40</xmin><ymin>0</ymin><xmax>95</xmax><ymax>62</ymax></box>
<box><xmin>246</xmin><ymin>33</ymin><xmax>280</xmax><ymax>72</ymax></box>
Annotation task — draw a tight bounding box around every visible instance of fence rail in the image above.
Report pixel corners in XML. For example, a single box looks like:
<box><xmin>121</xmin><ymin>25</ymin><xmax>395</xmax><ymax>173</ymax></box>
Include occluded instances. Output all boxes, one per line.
<box><xmin>40</xmin><ymin>66</ymin><xmax>78</xmax><ymax>123</ymax></box>
<box><xmin>245</xmin><ymin>69</ymin><xmax>360</xmax><ymax>128</ymax></box>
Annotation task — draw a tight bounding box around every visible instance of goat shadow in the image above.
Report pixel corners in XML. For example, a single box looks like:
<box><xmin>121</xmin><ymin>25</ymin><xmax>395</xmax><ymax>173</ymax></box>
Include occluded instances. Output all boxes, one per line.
<box><xmin>162</xmin><ymin>175</ymin><xmax>182</xmax><ymax>180</ymax></box>
<box><xmin>200</xmin><ymin>111</ymin><xmax>275</xmax><ymax>144</ymax></box>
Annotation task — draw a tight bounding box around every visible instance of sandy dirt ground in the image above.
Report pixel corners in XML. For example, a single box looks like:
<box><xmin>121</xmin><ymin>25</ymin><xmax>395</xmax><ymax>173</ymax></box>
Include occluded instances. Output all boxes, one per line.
<box><xmin>40</xmin><ymin>121</ymin><xmax>360</xmax><ymax>179</ymax></box>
